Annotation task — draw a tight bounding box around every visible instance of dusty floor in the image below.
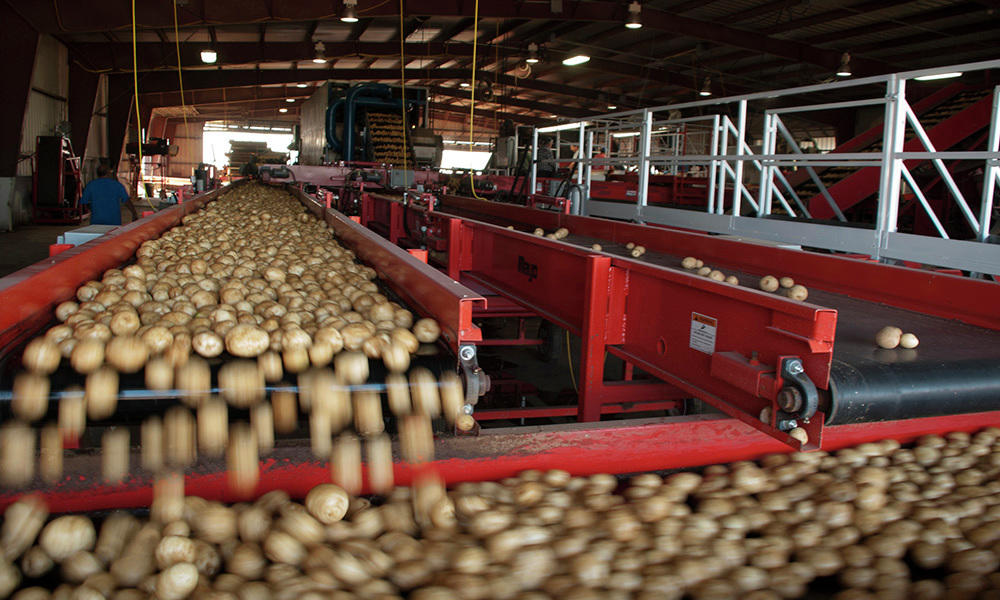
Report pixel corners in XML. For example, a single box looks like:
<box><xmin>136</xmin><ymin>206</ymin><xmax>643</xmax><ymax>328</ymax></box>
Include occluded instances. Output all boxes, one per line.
<box><xmin>0</xmin><ymin>207</ymin><xmax>135</xmax><ymax>277</ymax></box>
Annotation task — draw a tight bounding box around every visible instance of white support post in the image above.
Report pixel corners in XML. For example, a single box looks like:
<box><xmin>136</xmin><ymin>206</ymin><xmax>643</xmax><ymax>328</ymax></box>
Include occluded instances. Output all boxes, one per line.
<box><xmin>730</xmin><ymin>100</ymin><xmax>748</xmax><ymax>216</ymax></box>
<box><xmin>981</xmin><ymin>88</ymin><xmax>1000</xmax><ymax>241</ymax></box>
<box><xmin>584</xmin><ymin>130</ymin><xmax>594</xmax><ymax>216</ymax></box>
<box><xmin>707</xmin><ymin>114</ymin><xmax>719</xmax><ymax>214</ymax></box>
<box><xmin>715</xmin><ymin>117</ymin><xmax>730</xmax><ymax>214</ymax></box>
<box><xmin>636</xmin><ymin>109</ymin><xmax>653</xmax><ymax>220</ymax></box>
<box><xmin>529</xmin><ymin>127</ymin><xmax>538</xmax><ymax>196</ymax></box>
<box><xmin>757</xmin><ymin>112</ymin><xmax>774</xmax><ymax>217</ymax></box>
<box><xmin>576</xmin><ymin>122</ymin><xmax>586</xmax><ymax>186</ymax></box>
<box><xmin>875</xmin><ymin>75</ymin><xmax>907</xmax><ymax>253</ymax></box>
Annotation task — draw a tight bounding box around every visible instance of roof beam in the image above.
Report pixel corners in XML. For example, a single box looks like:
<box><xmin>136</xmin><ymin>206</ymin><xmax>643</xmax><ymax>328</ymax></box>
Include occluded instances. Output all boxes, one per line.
<box><xmin>123</xmin><ymin>67</ymin><xmax>652</xmax><ymax>106</ymax></box>
<box><xmin>12</xmin><ymin>1</ymin><xmax>895</xmax><ymax>74</ymax></box>
<box><xmin>426</xmin><ymin>85</ymin><xmax>598</xmax><ymax>118</ymax></box>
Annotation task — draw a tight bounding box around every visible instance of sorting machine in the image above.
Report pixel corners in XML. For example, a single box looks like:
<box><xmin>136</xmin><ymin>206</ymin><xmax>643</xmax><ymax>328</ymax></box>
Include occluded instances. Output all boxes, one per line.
<box><xmin>2</xmin><ymin>174</ymin><xmax>1000</xmax><ymax>513</ymax></box>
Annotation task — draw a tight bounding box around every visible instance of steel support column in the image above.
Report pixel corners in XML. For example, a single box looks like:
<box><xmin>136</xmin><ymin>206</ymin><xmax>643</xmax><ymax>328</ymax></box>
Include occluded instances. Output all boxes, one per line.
<box><xmin>107</xmin><ymin>76</ymin><xmax>135</xmax><ymax>172</ymax></box>
<box><xmin>69</xmin><ymin>64</ymin><xmax>100</xmax><ymax>159</ymax></box>
<box><xmin>0</xmin><ymin>6</ymin><xmax>39</xmax><ymax>176</ymax></box>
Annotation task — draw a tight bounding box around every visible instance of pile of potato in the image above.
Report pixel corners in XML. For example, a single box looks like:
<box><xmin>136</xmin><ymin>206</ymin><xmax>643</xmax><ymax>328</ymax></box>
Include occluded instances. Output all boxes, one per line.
<box><xmin>3</xmin><ymin>428</ymin><xmax>1000</xmax><ymax>600</ymax></box>
<box><xmin>4</xmin><ymin>184</ymin><xmax>463</xmax><ymax>491</ymax></box>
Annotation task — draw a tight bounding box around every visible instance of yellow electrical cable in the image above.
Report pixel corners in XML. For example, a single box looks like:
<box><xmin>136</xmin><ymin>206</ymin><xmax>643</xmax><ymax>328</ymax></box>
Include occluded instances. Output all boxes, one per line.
<box><xmin>131</xmin><ymin>0</ymin><xmax>155</xmax><ymax>212</ymax></box>
<box><xmin>172</xmin><ymin>0</ymin><xmax>189</xmax><ymax>135</ymax></box>
<box><xmin>398</xmin><ymin>0</ymin><xmax>408</xmax><ymax>174</ymax></box>
<box><xmin>566</xmin><ymin>329</ymin><xmax>578</xmax><ymax>393</ymax></box>
<box><xmin>467</xmin><ymin>0</ymin><xmax>486</xmax><ymax>200</ymax></box>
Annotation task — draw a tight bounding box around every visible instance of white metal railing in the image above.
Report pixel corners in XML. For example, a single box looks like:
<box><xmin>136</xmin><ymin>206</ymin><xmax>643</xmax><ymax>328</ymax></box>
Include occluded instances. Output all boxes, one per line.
<box><xmin>528</xmin><ymin>59</ymin><xmax>1000</xmax><ymax>275</ymax></box>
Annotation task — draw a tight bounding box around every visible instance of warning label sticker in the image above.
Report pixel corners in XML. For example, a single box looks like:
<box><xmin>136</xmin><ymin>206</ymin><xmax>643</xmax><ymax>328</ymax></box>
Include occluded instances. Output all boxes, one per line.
<box><xmin>690</xmin><ymin>312</ymin><xmax>718</xmax><ymax>354</ymax></box>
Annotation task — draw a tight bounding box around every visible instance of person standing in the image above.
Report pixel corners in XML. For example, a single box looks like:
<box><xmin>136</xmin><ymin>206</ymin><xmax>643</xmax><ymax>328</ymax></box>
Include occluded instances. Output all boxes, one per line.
<box><xmin>80</xmin><ymin>165</ymin><xmax>137</xmax><ymax>225</ymax></box>
<box><xmin>536</xmin><ymin>137</ymin><xmax>557</xmax><ymax>178</ymax></box>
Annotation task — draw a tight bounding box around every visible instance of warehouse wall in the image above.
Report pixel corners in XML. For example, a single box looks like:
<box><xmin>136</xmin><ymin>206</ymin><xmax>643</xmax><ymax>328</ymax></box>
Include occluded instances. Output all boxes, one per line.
<box><xmin>0</xmin><ymin>35</ymin><xmax>68</xmax><ymax>230</ymax></box>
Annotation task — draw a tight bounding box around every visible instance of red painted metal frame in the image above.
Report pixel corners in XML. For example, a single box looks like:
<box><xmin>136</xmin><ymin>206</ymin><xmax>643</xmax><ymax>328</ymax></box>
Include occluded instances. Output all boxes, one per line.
<box><xmin>452</xmin><ymin>219</ymin><xmax>835</xmax><ymax>445</ymax></box>
<box><xmin>438</xmin><ymin>194</ymin><xmax>1000</xmax><ymax>331</ymax></box>
<box><xmin>344</xmin><ymin>191</ymin><xmax>837</xmax><ymax>445</ymax></box>
<box><xmin>0</xmin><ymin>185</ymin><xmax>226</xmax><ymax>363</ymax></box>
<box><xmin>5</xmin><ymin>410</ymin><xmax>1000</xmax><ymax>514</ymax></box>
<box><xmin>294</xmin><ymin>186</ymin><xmax>485</xmax><ymax>350</ymax></box>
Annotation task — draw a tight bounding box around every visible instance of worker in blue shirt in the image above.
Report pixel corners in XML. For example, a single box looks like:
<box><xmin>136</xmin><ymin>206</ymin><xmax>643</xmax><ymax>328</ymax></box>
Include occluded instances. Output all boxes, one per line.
<box><xmin>81</xmin><ymin>165</ymin><xmax>137</xmax><ymax>225</ymax></box>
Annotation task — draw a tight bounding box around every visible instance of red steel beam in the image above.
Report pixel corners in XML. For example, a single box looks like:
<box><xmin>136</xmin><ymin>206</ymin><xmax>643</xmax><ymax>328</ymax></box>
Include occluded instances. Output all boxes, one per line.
<box><xmin>4</xmin><ymin>410</ymin><xmax>1000</xmax><ymax>513</ymax></box>
<box><xmin>294</xmin><ymin>187</ymin><xmax>485</xmax><ymax>350</ymax></box>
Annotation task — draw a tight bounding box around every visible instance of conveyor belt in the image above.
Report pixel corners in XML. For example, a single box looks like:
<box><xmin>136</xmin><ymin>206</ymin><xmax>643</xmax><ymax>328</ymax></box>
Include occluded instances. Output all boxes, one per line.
<box><xmin>419</xmin><ymin>191</ymin><xmax>1000</xmax><ymax>427</ymax></box>
<box><xmin>526</xmin><ymin>229</ymin><xmax>1000</xmax><ymax>425</ymax></box>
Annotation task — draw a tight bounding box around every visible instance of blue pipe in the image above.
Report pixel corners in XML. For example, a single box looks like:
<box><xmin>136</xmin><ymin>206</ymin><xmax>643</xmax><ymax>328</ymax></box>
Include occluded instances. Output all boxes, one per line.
<box><xmin>326</xmin><ymin>100</ymin><xmax>344</xmax><ymax>152</ymax></box>
<box><xmin>327</xmin><ymin>83</ymin><xmax>427</xmax><ymax>162</ymax></box>
<box><xmin>343</xmin><ymin>83</ymin><xmax>393</xmax><ymax>162</ymax></box>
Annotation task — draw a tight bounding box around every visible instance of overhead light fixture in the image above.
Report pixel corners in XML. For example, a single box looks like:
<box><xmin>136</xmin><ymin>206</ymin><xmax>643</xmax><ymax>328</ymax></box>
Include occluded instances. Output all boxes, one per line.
<box><xmin>915</xmin><ymin>71</ymin><xmax>963</xmax><ymax>81</ymax></box>
<box><xmin>279</xmin><ymin>108</ymin><xmax>289</xmax><ymax>113</ymax></box>
<box><xmin>626</xmin><ymin>1</ymin><xmax>642</xmax><ymax>29</ymax></box>
<box><xmin>296</xmin><ymin>83</ymin><xmax>308</xmax><ymax>88</ymax></box>
<box><xmin>699</xmin><ymin>77</ymin><xmax>712</xmax><ymax>97</ymax></box>
<box><xmin>341</xmin><ymin>0</ymin><xmax>359</xmax><ymax>23</ymax></box>
<box><xmin>526</xmin><ymin>42</ymin><xmax>540</xmax><ymax>64</ymax></box>
<box><xmin>459</xmin><ymin>82</ymin><xmax>470</xmax><ymax>87</ymax></box>
<box><xmin>836</xmin><ymin>52</ymin><xmax>852</xmax><ymax>77</ymax></box>
<box><xmin>286</xmin><ymin>98</ymin><xmax>296</xmax><ymax>103</ymax></box>
<box><xmin>612</xmin><ymin>131</ymin><xmax>640</xmax><ymax>138</ymax></box>
<box><xmin>562</xmin><ymin>54</ymin><xmax>590</xmax><ymax>66</ymax></box>
<box><xmin>313</xmin><ymin>41</ymin><xmax>328</xmax><ymax>64</ymax></box>
<box><xmin>200</xmin><ymin>49</ymin><xmax>217</xmax><ymax>64</ymax></box>
<box><xmin>607</xmin><ymin>104</ymin><xmax>617</xmax><ymax>110</ymax></box>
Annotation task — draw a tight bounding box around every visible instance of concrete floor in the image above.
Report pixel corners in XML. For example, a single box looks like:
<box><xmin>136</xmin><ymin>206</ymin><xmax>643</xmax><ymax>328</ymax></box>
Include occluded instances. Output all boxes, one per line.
<box><xmin>0</xmin><ymin>207</ymin><xmax>135</xmax><ymax>277</ymax></box>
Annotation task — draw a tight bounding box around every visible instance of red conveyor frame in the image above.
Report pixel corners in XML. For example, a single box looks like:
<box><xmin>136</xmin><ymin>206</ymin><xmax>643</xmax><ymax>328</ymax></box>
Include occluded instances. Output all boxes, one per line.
<box><xmin>2</xmin><ymin>410</ymin><xmax>999</xmax><ymax>513</ymax></box>
<box><xmin>2</xmin><ymin>182</ymin><xmax>1000</xmax><ymax>513</ymax></box>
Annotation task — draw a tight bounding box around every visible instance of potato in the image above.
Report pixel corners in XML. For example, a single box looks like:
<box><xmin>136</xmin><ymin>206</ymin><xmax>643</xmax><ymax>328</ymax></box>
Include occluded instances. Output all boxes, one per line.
<box><xmin>156</xmin><ymin>563</ymin><xmax>199</xmax><ymax>600</ymax></box>
<box><xmin>412</xmin><ymin>318</ymin><xmax>441</xmax><ymax>344</ymax></box>
<box><xmin>22</xmin><ymin>338</ymin><xmax>61</xmax><ymax>375</ymax></box>
<box><xmin>102</xmin><ymin>428</ymin><xmax>129</xmax><ymax>483</ymax></box>
<box><xmin>708</xmin><ymin>270</ymin><xmax>725</xmax><ymax>282</ymax></box>
<box><xmin>366</xmin><ymin>434</ymin><xmax>394</xmax><ymax>495</ymax></box>
<box><xmin>785</xmin><ymin>284</ymin><xmax>808</xmax><ymax>302</ymax></box>
<box><xmin>225</xmin><ymin>324</ymin><xmax>270</xmax><ymax>357</ymax></box>
<box><xmin>759</xmin><ymin>275</ymin><xmax>779</xmax><ymax>292</ymax></box>
<box><xmin>141</xmin><ymin>325</ymin><xmax>174</xmax><ymax>355</ymax></box>
<box><xmin>70</xmin><ymin>339</ymin><xmax>105</xmax><ymax>374</ymax></box>
<box><xmin>2</xmin><ymin>495</ymin><xmax>48</xmax><ymax>561</ymax></box>
<box><xmin>900</xmin><ymin>332</ymin><xmax>919</xmax><ymax>349</ymax></box>
<box><xmin>105</xmin><ymin>335</ymin><xmax>149</xmax><ymax>373</ymax></box>
<box><xmin>40</xmin><ymin>516</ymin><xmax>96</xmax><ymax>562</ymax></box>
<box><xmin>334</xmin><ymin>351</ymin><xmax>368</xmax><ymax>385</ymax></box>
<box><xmin>875</xmin><ymin>326</ymin><xmax>902</xmax><ymax>349</ymax></box>
<box><xmin>85</xmin><ymin>367</ymin><xmax>118</xmax><ymax>420</ymax></box>
<box><xmin>227</xmin><ymin>423</ymin><xmax>259</xmax><ymax>498</ymax></box>
<box><xmin>192</xmin><ymin>331</ymin><xmax>224</xmax><ymax>358</ymax></box>
<box><xmin>779</xmin><ymin>276</ymin><xmax>795</xmax><ymax>289</ymax></box>
<box><xmin>12</xmin><ymin>372</ymin><xmax>49</xmax><ymax>422</ymax></box>
<box><xmin>218</xmin><ymin>360</ymin><xmax>265</xmax><ymax>408</ymax></box>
